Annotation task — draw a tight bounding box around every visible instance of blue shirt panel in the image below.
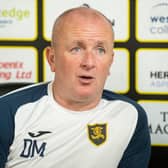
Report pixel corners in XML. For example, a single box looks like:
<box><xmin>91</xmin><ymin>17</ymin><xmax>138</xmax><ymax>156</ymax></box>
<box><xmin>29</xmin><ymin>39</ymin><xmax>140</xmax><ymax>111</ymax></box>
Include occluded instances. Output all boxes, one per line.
<box><xmin>0</xmin><ymin>83</ymin><xmax>48</xmax><ymax>168</ymax></box>
<box><xmin>103</xmin><ymin>90</ymin><xmax>151</xmax><ymax>168</ymax></box>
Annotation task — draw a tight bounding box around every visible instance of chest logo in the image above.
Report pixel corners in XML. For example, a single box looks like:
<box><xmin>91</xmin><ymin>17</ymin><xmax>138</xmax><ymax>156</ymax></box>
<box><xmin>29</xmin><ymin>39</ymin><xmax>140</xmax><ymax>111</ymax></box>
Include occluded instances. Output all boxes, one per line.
<box><xmin>28</xmin><ymin>131</ymin><xmax>52</xmax><ymax>137</ymax></box>
<box><xmin>87</xmin><ymin>123</ymin><xmax>107</xmax><ymax>146</ymax></box>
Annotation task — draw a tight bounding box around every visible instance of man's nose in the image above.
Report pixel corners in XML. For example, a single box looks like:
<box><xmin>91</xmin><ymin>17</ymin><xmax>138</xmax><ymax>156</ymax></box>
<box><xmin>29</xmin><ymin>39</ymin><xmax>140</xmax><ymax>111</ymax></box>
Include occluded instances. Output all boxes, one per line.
<box><xmin>80</xmin><ymin>51</ymin><xmax>96</xmax><ymax>70</ymax></box>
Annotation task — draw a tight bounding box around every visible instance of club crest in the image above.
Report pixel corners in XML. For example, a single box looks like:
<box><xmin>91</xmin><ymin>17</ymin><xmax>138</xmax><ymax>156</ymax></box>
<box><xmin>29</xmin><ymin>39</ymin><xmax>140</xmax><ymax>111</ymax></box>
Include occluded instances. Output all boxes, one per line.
<box><xmin>87</xmin><ymin>123</ymin><xmax>107</xmax><ymax>146</ymax></box>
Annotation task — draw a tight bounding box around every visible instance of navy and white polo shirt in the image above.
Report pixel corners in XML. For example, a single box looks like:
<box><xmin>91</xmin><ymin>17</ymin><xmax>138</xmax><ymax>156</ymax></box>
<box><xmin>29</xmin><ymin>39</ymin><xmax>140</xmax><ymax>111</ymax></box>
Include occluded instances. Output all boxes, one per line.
<box><xmin>0</xmin><ymin>82</ymin><xmax>151</xmax><ymax>168</ymax></box>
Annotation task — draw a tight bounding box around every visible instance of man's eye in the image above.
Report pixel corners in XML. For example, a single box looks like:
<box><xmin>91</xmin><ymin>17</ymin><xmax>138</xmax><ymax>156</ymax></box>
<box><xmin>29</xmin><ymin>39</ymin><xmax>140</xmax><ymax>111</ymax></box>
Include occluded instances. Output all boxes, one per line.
<box><xmin>70</xmin><ymin>47</ymin><xmax>81</xmax><ymax>53</ymax></box>
<box><xmin>97</xmin><ymin>47</ymin><xmax>105</xmax><ymax>55</ymax></box>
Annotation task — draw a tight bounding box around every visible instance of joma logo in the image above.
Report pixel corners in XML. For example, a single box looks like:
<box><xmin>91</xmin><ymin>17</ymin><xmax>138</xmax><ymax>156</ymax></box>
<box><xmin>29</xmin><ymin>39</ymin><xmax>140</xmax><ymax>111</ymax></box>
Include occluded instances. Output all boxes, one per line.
<box><xmin>20</xmin><ymin>139</ymin><xmax>46</xmax><ymax>158</ymax></box>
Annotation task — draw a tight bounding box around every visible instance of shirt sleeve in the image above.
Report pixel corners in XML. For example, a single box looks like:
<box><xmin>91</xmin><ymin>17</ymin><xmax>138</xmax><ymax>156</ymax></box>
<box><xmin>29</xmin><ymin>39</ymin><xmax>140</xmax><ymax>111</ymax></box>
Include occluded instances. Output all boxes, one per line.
<box><xmin>118</xmin><ymin>104</ymin><xmax>151</xmax><ymax>168</ymax></box>
<box><xmin>0</xmin><ymin>100</ymin><xmax>14</xmax><ymax>168</ymax></box>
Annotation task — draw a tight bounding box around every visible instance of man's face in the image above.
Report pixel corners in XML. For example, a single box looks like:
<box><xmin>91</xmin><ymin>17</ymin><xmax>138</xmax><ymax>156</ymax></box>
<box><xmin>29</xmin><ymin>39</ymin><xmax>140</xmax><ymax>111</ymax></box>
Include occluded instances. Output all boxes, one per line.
<box><xmin>49</xmin><ymin>13</ymin><xmax>114</xmax><ymax>104</ymax></box>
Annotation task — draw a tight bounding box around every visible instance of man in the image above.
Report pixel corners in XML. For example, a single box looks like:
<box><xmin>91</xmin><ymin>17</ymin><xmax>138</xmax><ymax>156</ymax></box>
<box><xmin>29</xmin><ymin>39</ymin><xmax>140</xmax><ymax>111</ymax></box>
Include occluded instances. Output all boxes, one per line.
<box><xmin>0</xmin><ymin>6</ymin><xmax>150</xmax><ymax>168</ymax></box>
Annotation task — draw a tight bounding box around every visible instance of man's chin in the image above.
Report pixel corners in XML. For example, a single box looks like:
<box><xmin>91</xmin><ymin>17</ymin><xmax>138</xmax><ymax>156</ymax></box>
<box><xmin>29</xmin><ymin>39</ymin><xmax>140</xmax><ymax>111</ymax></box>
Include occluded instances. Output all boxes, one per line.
<box><xmin>76</xmin><ymin>89</ymin><xmax>94</xmax><ymax>98</ymax></box>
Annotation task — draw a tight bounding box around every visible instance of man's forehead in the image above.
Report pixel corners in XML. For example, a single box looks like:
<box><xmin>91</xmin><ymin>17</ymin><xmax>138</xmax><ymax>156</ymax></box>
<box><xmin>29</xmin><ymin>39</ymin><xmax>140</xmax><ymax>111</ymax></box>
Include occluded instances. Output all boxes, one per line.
<box><xmin>55</xmin><ymin>7</ymin><xmax>112</xmax><ymax>31</ymax></box>
<box><xmin>52</xmin><ymin>7</ymin><xmax>114</xmax><ymax>46</ymax></box>
<box><xmin>58</xmin><ymin>7</ymin><xmax>108</xmax><ymax>21</ymax></box>
<box><xmin>67</xmin><ymin>39</ymin><xmax>112</xmax><ymax>48</ymax></box>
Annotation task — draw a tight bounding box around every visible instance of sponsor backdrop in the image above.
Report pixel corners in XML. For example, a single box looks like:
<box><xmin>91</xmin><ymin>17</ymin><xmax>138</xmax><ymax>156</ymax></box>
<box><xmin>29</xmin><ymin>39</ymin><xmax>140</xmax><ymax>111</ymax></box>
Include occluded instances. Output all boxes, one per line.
<box><xmin>0</xmin><ymin>0</ymin><xmax>168</xmax><ymax>167</ymax></box>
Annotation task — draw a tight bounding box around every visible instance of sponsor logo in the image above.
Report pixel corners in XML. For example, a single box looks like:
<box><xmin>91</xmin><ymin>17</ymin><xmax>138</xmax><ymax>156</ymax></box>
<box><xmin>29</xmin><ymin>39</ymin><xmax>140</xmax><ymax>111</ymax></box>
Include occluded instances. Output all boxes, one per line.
<box><xmin>87</xmin><ymin>123</ymin><xmax>107</xmax><ymax>146</ymax></box>
<box><xmin>150</xmin><ymin>71</ymin><xmax>168</xmax><ymax>79</ymax></box>
<box><xmin>149</xmin><ymin>111</ymin><xmax>168</xmax><ymax>135</ymax></box>
<box><xmin>0</xmin><ymin>7</ymin><xmax>30</xmax><ymax>28</ymax></box>
<box><xmin>150</xmin><ymin>71</ymin><xmax>168</xmax><ymax>88</ymax></box>
<box><xmin>28</xmin><ymin>131</ymin><xmax>52</xmax><ymax>138</ymax></box>
<box><xmin>149</xmin><ymin>2</ymin><xmax>168</xmax><ymax>34</ymax></box>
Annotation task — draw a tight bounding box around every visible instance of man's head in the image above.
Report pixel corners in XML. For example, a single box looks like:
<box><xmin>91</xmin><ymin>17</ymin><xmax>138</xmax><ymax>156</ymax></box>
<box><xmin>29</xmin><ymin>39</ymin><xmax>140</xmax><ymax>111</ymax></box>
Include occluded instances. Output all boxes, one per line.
<box><xmin>46</xmin><ymin>6</ymin><xmax>115</xmax><ymax>110</ymax></box>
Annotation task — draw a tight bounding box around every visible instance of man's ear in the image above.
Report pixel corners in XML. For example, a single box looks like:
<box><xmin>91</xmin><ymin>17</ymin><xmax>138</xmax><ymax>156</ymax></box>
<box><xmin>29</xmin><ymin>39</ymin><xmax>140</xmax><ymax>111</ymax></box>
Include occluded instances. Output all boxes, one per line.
<box><xmin>111</xmin><ymin>50</ymin><xmax>114</xmax><ymax>64</ymax></box>
<box><xmin>45</xmin><ymin>46</ymin><xmax>56</xmax><ymax>72</ymax></box>
<box><xmin>108</xmin><ymin>50</ymin><xmax>114</xmax><ymax>75</ymax></box>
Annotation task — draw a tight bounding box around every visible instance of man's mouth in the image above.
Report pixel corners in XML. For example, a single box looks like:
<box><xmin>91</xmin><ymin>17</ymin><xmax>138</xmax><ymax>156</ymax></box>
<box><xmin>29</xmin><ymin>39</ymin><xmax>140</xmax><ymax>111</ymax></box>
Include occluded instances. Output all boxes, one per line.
<box><xmin>80</xmin><ymin>76</ymin><xmax>93</xmax><ymax>79</ymax></box>
<box><xmin>78</xmin><ymin>75</ymin><xmax>94</xmax><ymax>84</ymax></box>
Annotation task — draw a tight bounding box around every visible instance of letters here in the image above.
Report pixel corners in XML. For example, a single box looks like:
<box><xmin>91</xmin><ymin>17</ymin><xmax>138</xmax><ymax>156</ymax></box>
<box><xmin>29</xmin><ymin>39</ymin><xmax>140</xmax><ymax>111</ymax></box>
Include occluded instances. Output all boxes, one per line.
<box><xmin>20</xmin><ymin>139</ymin><xmax>47</xmax><ymax>158</ymax></box>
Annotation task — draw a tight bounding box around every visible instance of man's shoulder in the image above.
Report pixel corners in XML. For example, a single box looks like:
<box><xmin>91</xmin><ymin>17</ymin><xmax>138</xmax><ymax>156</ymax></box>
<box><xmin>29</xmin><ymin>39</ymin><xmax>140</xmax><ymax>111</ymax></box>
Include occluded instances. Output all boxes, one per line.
<box><xmin>102</xmin><ymin>90</ymin><xmax>146</xmax><ymax>117</ymax></box>
<box><xmin>0</xmin><ymin>82</ymin><xmax>49</xmax><ymax>110</ymax></box>
<box><xmin>102</xmin><ymin>89</ymin><xmax>135</xmax><ymax>104</ymax></box>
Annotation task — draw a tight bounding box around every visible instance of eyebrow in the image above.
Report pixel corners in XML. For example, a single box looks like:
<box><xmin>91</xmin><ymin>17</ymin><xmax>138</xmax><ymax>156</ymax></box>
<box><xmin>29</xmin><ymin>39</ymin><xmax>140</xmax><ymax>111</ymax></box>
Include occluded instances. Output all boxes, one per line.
<box><xmin>72</xmin><ymin>41</ymin><xmax>84</xmax><ymax>46</ymax></box>
<box><xmin>95</xmin><ymin>41</ymin><xmax>107</xmax><ymax>46</ymax></box>
<box><xmin>71</xmin><ymin>40</ymin><xmax>108</xmax><ymax>46</ymax></box>
<box><xmin>68</xmin><ymin>41</ymin><xmax>85</xmax><ymax>49</ymax></box>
